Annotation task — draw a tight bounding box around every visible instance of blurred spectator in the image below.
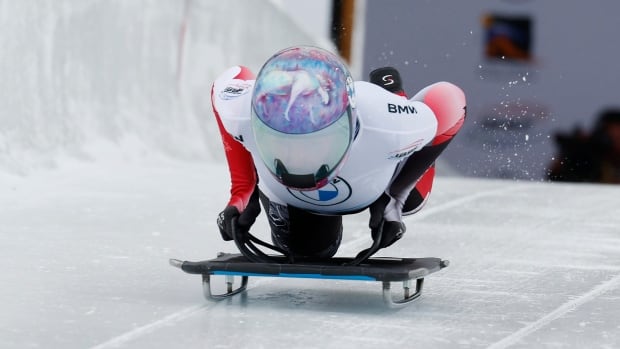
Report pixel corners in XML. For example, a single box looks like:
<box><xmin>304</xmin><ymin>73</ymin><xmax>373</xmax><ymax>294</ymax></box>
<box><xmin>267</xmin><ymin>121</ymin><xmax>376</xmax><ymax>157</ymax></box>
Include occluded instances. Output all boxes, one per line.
<box><xmin>548</xmin><ymin>108</ymin><xmax>620</xmax><ymax>184</ymax></box>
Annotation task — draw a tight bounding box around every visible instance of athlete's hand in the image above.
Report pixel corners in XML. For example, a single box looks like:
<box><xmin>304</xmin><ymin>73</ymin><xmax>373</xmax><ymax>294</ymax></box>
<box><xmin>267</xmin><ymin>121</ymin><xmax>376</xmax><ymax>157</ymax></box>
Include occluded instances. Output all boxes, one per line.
<box><xmin>368</xmin><ymin>193</ymin><xmax>406</xmax><ymax>248</ymax></box>
<box><xmin>217</xmin><ymin>189</ymin><xmax>261</xmax><ymax>241</ymax></box>
<box><xmin>373</xmin><ymin>220</ymin><xmax>406</xmax><ymax>248</ymax></box>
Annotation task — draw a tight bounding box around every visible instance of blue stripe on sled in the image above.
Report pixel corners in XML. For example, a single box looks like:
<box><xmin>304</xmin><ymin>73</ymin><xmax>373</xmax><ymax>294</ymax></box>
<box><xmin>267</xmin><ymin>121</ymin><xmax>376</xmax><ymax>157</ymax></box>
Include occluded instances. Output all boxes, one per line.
<box><xmin>212</xmin><ymin>270</ymin><xmax>376</xmax><ymax>281</ymax></box>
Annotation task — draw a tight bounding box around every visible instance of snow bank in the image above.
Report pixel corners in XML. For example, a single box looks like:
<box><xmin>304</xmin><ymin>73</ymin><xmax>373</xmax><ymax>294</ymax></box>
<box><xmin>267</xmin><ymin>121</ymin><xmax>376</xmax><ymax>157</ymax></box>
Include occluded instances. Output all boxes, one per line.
<box><xmin>0</xmin><ymin>0</ymin><xmax>323</xmax><ymax>175</ymax></box>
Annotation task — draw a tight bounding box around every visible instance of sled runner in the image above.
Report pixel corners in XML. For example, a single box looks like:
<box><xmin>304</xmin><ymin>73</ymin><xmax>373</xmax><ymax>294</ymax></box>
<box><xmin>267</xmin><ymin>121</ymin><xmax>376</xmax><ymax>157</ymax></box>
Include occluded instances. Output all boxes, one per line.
<box><xmin>169</xmin><ymin>253</ymin><xmax>448</xmax><ymax>308</ymax></box>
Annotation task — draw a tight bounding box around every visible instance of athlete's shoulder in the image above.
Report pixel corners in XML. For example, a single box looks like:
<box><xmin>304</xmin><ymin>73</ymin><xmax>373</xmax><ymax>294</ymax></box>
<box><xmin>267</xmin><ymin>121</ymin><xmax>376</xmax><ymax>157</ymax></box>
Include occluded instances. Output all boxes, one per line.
<box><xmin>353</xmin><ymin>80</ymin><xmax>436</xmax><ymax>129</ymax></box>
<box><xmin>211</xmin><ymin>66</ymin><xmax>255</xmax><ymax>120</ymax></box>
<box><xmin>349</xmin><ymin>80</ymin><xmax>438</xmax><ymax>159</ymax></box>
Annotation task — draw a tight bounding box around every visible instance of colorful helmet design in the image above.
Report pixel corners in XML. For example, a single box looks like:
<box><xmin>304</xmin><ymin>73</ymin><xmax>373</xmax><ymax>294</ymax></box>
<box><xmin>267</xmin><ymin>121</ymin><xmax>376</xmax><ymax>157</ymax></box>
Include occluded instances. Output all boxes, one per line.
<box><xmin>251</xmin><ymin>46</ymin><xmax>356</xmax><ymax>190</ymax></box>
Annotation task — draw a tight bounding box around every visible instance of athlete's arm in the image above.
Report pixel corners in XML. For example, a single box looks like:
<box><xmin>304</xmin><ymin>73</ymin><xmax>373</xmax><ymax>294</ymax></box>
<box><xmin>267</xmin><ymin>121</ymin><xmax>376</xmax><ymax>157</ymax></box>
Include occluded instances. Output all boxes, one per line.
<box><xmin>361</xmin><ymin>68</ymin><xmax>438</xmax><ymax>249</ymax></box>
<box><xmin>210</xmin><ymin>66</ymin><xmax>263</xmax><ymax>242</ymax></box>
<box><xmin>364</xmin><ymin>68</ymin><xmax>466</xmax><ymax>250</ymax></box>
<box><xmin>211</xmin><ymin>66</ymin><xmax>258</xmax><ymax>211</ymax></box>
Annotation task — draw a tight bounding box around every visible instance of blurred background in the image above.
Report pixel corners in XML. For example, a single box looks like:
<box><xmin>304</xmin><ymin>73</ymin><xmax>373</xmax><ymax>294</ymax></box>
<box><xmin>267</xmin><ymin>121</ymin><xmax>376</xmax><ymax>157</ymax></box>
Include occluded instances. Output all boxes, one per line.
<box><xmin>1</xmin><ymin>0</ymin><xmax>619</xmax><ymax>183</ymax></box>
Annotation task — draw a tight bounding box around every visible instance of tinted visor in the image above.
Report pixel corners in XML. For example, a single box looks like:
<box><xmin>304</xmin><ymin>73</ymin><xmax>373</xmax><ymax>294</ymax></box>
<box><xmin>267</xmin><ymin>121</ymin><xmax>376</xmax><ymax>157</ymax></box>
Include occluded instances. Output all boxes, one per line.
<box><xmin>252</xmin><ymin>106</ymin><xmax>353</xmax><ymax>190</ymax></box>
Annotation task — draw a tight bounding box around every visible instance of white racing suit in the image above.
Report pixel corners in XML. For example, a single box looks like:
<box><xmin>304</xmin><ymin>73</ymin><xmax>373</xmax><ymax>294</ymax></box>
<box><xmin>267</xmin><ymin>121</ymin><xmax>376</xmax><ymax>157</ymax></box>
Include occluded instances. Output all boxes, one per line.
<box><xmin>212</xmin><ymin>65</ymin><xmax>466</xmax><ymax>258</ymax></box>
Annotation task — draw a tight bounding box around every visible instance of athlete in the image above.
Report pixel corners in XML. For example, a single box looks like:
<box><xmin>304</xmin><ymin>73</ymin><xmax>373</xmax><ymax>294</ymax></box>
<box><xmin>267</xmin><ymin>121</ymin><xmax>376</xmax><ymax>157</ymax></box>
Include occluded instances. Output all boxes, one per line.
<box><xmin>211</xmin><ymin>46</ymin><xmax>466</xmax><ymax>260</ymax></box>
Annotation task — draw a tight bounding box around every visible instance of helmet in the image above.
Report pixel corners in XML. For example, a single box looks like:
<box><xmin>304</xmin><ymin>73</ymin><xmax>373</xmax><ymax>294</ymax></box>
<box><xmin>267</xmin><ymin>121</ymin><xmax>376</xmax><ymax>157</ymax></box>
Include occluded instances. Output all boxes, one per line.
<box><xmin>251</xmin><ymin>46</ymin><xmax>356</xmax><ymax>191</ymax></box>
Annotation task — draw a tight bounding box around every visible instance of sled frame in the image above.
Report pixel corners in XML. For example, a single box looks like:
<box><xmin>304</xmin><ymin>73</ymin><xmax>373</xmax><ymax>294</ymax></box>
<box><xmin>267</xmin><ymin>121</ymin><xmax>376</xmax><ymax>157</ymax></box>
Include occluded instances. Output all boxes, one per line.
<box><xmin>170</xmin><ymin>253</ymin><xmax>448</xmax><ymax>308</ymax></box>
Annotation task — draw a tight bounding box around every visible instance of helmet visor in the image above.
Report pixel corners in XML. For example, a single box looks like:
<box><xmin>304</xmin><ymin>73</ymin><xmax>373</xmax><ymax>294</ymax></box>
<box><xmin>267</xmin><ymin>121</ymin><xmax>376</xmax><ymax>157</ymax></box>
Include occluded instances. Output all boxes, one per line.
<box><xmin>252</xmin><ymin>106</ymin><xmax>353</xmax><ymax>190</ymax></box>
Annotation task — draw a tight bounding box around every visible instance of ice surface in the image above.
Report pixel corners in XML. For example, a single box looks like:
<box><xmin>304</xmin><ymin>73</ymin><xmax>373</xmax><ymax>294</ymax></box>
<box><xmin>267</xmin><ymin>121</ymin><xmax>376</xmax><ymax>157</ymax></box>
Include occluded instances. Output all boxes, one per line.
<box><xmin>2</xmin><ymin>164</ymin><xmax>620</xmax><ymax>349</ymax></box>
<box><xmin>1</xmin><ymin>1</ymin><xmax>619</xmax><ymax>348</ymax></box>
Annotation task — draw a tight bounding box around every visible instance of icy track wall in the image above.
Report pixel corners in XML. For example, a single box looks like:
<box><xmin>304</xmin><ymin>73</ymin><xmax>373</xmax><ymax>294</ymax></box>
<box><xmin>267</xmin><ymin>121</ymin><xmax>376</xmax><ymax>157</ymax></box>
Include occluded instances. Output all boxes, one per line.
<box><xmin>0</xmin><ymin>0</ymin><xmax>324</xmax><ymax>175</ymax></box>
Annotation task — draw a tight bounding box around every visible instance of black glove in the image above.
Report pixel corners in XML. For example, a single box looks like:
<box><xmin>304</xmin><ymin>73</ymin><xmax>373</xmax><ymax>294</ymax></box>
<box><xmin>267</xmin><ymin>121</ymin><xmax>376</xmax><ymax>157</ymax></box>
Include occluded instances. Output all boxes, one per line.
<box><xmin>368</xmin><ymin>193</ymin><xmax>406</xmax><ymax>248</ymax></box>
<box><xmin>217</xmin><ymin>188</ymin><xmax>261</xmax><ymax>242</ymax></box>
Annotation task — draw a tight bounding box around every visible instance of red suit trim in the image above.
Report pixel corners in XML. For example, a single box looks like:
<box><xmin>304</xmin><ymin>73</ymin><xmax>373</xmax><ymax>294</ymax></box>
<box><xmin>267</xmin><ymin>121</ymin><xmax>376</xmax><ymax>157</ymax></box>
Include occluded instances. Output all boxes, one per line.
<box><xmin>415</xmin><ymin>165</ymin><xmax>435</xmax><ymax>199</ymax></box>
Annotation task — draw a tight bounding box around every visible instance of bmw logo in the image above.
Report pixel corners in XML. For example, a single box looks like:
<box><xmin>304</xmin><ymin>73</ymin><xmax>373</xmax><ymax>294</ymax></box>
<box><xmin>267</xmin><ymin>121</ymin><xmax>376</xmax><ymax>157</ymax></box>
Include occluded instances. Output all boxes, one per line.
<box><xmin>288</xmin><ymin>177</ymin><xmax>352</xmax><ymax>206</ymax></box>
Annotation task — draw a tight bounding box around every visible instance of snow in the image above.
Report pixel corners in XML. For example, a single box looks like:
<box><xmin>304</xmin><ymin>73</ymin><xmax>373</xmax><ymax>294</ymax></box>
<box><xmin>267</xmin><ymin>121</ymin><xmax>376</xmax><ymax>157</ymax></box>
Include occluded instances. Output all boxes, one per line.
<box><xmin>1</xmin><ymin>1</ymin><xmax>620</xmax><ymax>348</ymax></box>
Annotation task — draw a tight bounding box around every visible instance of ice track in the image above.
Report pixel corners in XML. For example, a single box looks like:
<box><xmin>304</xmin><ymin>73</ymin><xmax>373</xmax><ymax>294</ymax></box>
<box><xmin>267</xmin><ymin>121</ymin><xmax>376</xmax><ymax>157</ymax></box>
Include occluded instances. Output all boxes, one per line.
<box><xmin>1</xmin><ymin>163</ymin><xmax>619</xmax><ymax>349</ymax></box>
